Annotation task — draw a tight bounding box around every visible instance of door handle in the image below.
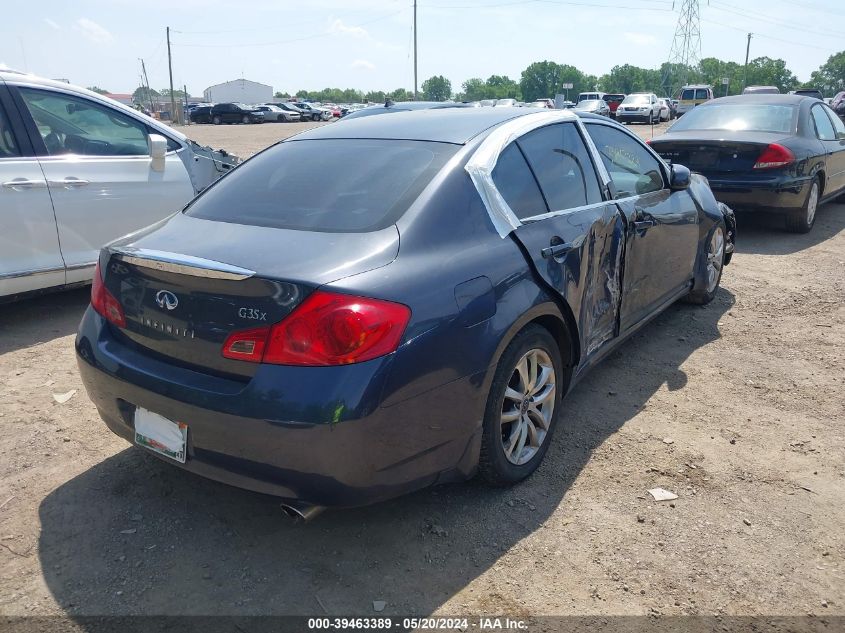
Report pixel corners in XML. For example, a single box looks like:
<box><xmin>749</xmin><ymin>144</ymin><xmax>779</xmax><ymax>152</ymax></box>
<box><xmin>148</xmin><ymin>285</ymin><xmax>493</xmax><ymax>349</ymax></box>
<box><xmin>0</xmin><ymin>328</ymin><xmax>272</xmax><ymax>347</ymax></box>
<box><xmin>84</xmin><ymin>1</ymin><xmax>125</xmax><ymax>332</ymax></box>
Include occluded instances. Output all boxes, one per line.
<box><xmin>541</xmin><ymin>242</ymin><xmax>573</xmax><ymax>259</ymax></box>
<box><xmin>633</xmin><ymin>219</ymin><xmax>655</xmax><ymax>231</ymax></box>
<box><xmin>50</xmin><ymin>178</ymin><xmax>90</xmax><ymax>188</ymax></box>
<box><xmin>2</xmin><ymin>178</ymin><xmax>47</xmax><ymax>190</ymax></box>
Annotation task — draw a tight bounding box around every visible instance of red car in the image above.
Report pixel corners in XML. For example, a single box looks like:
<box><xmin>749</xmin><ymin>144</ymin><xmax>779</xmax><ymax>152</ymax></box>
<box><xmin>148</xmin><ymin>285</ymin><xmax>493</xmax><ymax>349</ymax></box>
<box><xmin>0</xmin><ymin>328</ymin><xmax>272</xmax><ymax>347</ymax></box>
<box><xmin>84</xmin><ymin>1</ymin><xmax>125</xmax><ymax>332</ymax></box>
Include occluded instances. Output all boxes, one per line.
<box><xmin>603</xmin><ymin>93</ymin><xmax>626</xmax><ymax>118</ymax></box>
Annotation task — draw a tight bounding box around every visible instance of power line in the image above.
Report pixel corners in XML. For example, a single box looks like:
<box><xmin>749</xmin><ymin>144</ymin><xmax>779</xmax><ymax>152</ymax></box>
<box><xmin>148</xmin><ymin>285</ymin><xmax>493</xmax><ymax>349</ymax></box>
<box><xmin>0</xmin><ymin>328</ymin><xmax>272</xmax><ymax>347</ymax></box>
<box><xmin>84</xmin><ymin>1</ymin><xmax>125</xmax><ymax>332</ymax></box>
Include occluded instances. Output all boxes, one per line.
<box><xmin>709</xmin><ymin>1</ymin><xmax>843</xmax><ymax>40</ymax></box>
<box><xmin>427</xmin><ymin>0</ymin><xmax>672</xmax><ymax>11</ymax></box>
<box><xmin>171</xmin><ymin>9</ymin><xmax>408</xmax><ymax>48</ymax></box>
<box><xmin>701</xmin><ymin>17</ymin><xmax>835</xmax><ymax>52</ymax></box>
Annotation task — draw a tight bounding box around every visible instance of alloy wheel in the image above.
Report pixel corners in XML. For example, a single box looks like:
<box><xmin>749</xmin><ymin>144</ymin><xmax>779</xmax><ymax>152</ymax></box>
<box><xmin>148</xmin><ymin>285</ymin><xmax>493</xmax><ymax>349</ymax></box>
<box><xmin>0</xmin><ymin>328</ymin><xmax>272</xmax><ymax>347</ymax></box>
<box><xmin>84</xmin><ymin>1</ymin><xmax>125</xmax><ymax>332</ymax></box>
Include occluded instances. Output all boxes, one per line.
<box><xmin>500</xmin><ymin>349</ymin><xmax>556</xmax><ymax>466</ymax></box>
<box><xmin>806</xmin><ymin>181</ymin><xmax>819</xmax><ymax>226</ymax></box>
<box><xmin>706</xmin><ymin>227</ymin><xmax>725</xmax><ymax>293</ymax></box>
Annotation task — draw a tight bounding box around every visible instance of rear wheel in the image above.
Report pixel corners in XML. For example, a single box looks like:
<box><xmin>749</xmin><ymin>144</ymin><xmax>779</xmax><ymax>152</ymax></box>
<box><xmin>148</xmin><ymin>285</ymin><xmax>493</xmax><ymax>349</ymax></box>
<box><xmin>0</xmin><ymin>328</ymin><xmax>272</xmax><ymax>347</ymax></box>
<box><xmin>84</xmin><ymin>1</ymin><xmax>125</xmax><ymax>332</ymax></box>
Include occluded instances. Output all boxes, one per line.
<box><xmin>478</xmin><ymin>325</ymin><xmax>564</xmax><ymax>486</ymax></box>
<box><xmin>212</xmin><ymin>115</ymin><xmax>222</xmax><ymax>125</ymax></box>
<box><xmin>785</xmin><ymin>178</ymin><xmax>819</xmax><ymax>233</ymax></box>
<box><xmin>684</xmin><ymin>224</ymin><xmax>725</xmax><ymax>305</ymax></box>
<box><xmin>242</xmin><ymin>115</ymin><xmax>250</xmax><ymax>124</ymax></box>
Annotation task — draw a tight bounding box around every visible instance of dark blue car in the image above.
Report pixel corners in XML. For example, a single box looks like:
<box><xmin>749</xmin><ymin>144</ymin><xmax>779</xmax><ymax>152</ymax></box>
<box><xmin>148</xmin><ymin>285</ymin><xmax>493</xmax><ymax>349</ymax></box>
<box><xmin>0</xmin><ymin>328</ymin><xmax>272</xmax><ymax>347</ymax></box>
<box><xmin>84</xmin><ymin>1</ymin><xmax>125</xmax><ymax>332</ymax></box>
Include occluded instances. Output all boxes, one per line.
<box><xmin>76</xmin><ymin>108</ymin><xmax>735</xmax><ymax>517</ymax></box>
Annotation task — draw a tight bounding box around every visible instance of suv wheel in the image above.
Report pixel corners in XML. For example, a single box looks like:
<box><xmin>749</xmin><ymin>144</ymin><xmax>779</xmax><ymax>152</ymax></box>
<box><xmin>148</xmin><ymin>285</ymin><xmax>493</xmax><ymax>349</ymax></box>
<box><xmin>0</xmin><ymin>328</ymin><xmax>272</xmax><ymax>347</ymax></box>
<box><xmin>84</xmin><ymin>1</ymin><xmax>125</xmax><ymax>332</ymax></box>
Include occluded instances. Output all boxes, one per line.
<box><xmin>242</xmin><ymin>114</ymin><xmax>250</xmax><ymax>124</ymax></box>
<box><xmin>212</xmin><ymin>115</ymin><xmax>221</xmax><ymax>125</ymax></box>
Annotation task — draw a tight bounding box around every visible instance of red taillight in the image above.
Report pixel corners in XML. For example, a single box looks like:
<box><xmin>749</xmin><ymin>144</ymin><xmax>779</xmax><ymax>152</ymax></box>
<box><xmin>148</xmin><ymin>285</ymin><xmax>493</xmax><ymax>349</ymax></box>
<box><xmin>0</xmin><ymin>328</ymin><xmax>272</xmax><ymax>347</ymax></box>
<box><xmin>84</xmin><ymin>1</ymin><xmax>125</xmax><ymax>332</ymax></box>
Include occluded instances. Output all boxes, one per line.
<box><xmin>221</xmin><ymin>290</ymin><xmax>411</xmax><ymax>366</ymax></box>
<box><xmin>753</xmin><ymin>143</ymin><xmax>795</xmax><ymax>170</ymax></box>
<box><xmin>645</xmin><ymin>139</ymin><xmax>652</xmax><ymax>145</ymax></box>
<box><xmin>222</xmin><ymin>326</ymin><xmax>270</xmax><ymax>362</ymax></box>
<box><xmin>91</xmin><ymin>261</ymin><xmax>126</xmax><ymax>328</ymax></box>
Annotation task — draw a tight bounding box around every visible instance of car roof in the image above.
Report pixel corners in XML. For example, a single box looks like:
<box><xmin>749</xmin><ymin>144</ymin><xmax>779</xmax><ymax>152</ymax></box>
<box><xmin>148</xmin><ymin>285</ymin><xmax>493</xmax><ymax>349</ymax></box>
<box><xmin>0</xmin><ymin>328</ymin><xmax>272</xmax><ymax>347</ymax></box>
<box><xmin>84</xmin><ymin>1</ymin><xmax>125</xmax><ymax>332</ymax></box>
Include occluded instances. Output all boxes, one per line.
<box><xmin>0</xmin><ymin>69</ymin><xmax>188</xmax><ymax>143</ymax></box>
<box><xmin>294</xmin><ymin>107</ymin><xmax>569</xmax><ymax>144</ymax></box>
<box><xmin>698</xmin><ymin>94</ymin><xmax>809</xmax><ymax>106</ymax></box>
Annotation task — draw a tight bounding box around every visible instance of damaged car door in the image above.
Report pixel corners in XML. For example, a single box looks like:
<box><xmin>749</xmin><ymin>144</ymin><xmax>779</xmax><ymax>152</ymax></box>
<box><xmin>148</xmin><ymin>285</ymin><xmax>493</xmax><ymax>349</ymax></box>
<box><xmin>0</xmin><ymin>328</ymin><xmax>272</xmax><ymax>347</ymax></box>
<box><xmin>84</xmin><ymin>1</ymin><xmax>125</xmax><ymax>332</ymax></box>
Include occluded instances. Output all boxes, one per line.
<box><xmin>583</xmin><ymin>121</ymin><xmax>699</xmax><ymax>332</ymax></box>
<box><xmin>495</xmin><ymin>121</ymin><xmax>626</xmax><ymax>360</ymax></box>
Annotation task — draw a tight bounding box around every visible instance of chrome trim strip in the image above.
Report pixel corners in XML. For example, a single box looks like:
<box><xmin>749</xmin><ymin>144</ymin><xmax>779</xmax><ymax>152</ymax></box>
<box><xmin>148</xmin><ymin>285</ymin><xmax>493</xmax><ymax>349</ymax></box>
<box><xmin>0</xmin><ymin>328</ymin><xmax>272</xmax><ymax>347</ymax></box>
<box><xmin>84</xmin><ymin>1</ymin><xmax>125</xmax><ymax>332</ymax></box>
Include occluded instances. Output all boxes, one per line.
<box><xmin>0</xmin><ymin>265</ymin><xmax>64</xmax><ymax>280</ymax></box>
<box><xmin>520</xmin><ymin>199</ymin><xmax>613</xmax><ymax>224</ymax></box>
<box><xmin>110</xmin><ymin>248</ymin><xmax>255</xmax><ymax>280</ymax></box>
<box><xmin>66</xmin><ymin>261</ymin><xmax>96</xmax><ymax>272</ymax></box>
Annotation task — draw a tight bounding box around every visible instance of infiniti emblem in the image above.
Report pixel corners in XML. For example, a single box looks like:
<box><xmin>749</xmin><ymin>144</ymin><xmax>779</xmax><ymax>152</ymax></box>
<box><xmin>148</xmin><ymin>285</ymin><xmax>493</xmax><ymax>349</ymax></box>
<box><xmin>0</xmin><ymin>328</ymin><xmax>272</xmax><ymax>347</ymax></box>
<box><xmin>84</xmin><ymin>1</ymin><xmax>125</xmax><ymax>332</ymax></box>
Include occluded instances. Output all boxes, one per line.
<box><xmin>155</xmin><ymin>290</ymin><xmax>179</xmax><ymax>311</ymax></box>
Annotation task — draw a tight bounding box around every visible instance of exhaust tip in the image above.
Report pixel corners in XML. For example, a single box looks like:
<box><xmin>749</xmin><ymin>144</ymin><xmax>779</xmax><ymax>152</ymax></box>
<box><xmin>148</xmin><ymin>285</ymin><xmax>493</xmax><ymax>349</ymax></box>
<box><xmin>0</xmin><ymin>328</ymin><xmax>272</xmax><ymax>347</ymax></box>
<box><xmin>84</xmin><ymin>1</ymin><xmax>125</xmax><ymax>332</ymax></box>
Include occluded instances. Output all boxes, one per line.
<box><xmin>281</xmin><ymin>501</ymin><xmax>325</xmax><ymax>522</ymax></box>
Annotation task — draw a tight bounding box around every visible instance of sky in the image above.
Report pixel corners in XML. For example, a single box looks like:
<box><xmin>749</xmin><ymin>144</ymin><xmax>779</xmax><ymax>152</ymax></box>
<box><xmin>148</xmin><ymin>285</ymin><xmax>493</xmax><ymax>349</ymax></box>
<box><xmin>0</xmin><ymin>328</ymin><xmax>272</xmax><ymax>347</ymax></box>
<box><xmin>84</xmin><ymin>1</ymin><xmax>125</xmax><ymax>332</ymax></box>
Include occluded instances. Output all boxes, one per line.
<box><xmin>2</xmin><ymin>0</ymin><xmax>844</xmax><ymax>97</ymax></box>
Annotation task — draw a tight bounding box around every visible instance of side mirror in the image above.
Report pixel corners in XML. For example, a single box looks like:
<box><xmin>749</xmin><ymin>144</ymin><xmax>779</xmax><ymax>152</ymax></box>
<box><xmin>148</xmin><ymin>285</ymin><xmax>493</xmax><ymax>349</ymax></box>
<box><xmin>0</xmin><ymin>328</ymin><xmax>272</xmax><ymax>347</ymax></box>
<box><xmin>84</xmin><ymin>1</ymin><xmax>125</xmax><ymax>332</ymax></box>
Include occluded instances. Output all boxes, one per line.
<box><xmin>148</xmin><ymin>133</ymin><xmax>167</xmax><ymax>171</ymax></box>
<box><xmin>670</xmin><ymin>164</ymin><xmax>691</xmax><ymax>191</ymax></box>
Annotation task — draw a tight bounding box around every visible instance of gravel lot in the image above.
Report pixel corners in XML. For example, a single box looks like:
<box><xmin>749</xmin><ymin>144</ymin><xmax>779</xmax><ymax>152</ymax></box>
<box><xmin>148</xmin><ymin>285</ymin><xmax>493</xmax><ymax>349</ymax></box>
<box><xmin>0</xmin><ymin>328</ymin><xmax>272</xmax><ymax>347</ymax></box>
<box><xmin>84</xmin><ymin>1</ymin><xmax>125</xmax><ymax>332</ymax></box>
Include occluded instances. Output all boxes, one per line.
<box><xmin>1</xmin><ymin>117</ymin><xmax>843</xmax><ymax>622</ymax></box>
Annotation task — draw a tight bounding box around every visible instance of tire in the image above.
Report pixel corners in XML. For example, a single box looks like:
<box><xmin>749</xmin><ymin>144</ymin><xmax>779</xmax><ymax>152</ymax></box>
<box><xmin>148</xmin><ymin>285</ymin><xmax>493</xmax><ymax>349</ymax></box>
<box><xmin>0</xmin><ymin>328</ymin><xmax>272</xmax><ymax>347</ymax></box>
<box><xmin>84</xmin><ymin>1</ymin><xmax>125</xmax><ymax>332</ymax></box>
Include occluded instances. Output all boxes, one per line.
<box><xmin>684</xmin><ymin>223</ymin><xmax>726</xmax><ymax>305</ymax></box>
<box><xmin>312</xmin><ymin>114</ymin><xmax>319</xmax><ymax>122</ymax></box>
<box><xmin>785</xmin><ymin>178</ymin><xmax>820</xmax><ymax>233</ymax></box>
<box><xmin>212</xmin><ymin>115</ymin><xmax>221</xmax><ymax>125</ymax></box>
<box><xmin>478</xmin><ymin>325</ymin><xmax>565</xmax><ymax>486</ymax></box>
<box><xmin>242</xmin><ymin>115</ymin><xmax>250</xmax><ymax>124</ymax></box>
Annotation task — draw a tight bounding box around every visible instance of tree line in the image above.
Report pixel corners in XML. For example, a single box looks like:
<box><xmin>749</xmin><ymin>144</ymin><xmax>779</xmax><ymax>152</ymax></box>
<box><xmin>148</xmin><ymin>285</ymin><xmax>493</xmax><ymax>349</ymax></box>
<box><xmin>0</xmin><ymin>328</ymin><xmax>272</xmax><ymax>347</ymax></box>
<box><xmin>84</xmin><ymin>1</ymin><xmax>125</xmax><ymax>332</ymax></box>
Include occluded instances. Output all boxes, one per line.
<box><xmin>126</xmin><ymin>51</ymin><xmax>844</xmax><ymax>104</ymax></box>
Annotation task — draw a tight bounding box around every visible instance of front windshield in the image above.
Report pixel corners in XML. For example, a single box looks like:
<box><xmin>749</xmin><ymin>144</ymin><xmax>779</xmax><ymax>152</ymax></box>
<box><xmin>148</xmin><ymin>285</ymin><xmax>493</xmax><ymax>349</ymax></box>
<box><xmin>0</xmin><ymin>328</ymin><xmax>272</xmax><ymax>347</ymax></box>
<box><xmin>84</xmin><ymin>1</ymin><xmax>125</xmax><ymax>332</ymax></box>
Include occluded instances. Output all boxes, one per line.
<box><xmin>670</xmin><ymin>104</ymin><xmax>797</xmax><ymax>133</ymax></box>
<box><xmin>623</xmin><ymin>95</ymin><xmax>650</xmax><ymax>105</ymax></box>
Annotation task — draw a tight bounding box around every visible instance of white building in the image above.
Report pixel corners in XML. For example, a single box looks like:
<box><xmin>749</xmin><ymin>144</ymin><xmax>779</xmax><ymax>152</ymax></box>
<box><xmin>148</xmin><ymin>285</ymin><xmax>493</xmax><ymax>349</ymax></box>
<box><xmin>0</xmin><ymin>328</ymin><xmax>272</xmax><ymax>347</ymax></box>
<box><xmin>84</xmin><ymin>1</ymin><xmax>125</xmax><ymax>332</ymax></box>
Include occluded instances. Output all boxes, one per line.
<box><xmin>203</xmin><ymin>79</ymin><xmax>273</xmax><ymax>104</ymax></box>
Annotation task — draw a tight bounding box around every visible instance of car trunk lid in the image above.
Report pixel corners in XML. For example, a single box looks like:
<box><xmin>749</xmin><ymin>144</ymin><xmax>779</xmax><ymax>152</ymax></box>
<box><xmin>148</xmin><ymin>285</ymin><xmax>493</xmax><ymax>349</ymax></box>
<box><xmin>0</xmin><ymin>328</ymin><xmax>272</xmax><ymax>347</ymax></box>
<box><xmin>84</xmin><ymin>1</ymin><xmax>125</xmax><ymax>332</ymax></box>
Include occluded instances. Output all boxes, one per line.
<box><xmin>650</xmin><ymin>131</ymin><xmax>793</xmax><ymax>174</ymax></box>
<box><xmin>102</xmin><ymin>214</ymin><xmax>399</xmax><ymax>379</ymax></box>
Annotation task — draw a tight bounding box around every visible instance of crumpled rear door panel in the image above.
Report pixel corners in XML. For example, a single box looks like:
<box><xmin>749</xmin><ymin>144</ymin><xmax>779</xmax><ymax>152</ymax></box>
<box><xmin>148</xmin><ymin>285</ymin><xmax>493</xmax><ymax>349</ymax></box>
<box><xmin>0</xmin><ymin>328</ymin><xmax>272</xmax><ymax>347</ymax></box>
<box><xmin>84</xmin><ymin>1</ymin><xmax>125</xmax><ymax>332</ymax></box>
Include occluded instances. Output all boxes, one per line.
<box><xmin>512</xmin><ymin>202</ymin><xmax>626</xmax><ymax>360</ymax></box>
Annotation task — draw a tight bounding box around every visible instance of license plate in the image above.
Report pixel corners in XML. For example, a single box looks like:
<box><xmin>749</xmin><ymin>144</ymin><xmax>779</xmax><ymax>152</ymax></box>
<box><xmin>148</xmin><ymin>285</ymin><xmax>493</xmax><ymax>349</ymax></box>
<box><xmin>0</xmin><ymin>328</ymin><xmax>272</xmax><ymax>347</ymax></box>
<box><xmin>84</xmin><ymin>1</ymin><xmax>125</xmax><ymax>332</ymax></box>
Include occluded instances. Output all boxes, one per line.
<box><xmin>134</xmin><ymin>407</ymin><xmax>188</xmax><ymax>463</ymax></box>
<box><xmin>690</xmin><ymin>150</ymin><xmax>718</xmax><ymax>169</ymax></box>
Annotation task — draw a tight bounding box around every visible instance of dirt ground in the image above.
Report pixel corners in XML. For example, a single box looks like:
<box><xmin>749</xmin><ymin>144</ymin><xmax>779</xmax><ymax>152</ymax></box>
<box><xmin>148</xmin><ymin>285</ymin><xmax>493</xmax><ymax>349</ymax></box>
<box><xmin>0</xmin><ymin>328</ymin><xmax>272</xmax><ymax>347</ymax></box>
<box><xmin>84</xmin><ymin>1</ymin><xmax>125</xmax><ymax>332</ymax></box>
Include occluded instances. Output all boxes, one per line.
<box><xmin>0</xmin><ymin>117</ymin><xmax>843</xmax><ymax>623</ymax></box>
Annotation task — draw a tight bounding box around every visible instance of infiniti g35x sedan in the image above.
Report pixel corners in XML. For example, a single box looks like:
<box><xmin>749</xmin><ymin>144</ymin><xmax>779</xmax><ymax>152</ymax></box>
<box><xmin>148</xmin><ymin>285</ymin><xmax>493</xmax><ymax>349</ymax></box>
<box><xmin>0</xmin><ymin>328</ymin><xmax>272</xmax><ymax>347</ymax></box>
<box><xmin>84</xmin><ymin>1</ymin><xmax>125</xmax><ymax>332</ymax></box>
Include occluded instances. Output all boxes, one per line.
<box><xmin>76</xmin><ymin>109</ymin><xmax>735</xmax><ymax>513</ymax></box>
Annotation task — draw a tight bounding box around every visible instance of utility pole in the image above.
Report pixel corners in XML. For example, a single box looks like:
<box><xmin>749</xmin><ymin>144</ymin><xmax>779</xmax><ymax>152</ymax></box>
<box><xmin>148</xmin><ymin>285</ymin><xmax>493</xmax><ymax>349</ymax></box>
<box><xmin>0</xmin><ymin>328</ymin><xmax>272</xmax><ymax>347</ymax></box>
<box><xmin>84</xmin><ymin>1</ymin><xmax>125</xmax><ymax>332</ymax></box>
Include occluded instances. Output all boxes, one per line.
<box><xmin>184</xmin><ymin>84</ymin><xmax>189</xmax><ymax>124</ymax></box>
<box><xmin>413</xmin><ymin>0</ymin><xmax>418</xmax><ymax>101</ymax></box>
<box><xmin>166</xmin><ymin>26</ymin><xmax>178</xmax><ymax>124</ymax></box>
<box><xmin>743</xmin><ymin>33</ymin><xmax>752</xmax><ymax>90</ymax></box>
<box><xmin>140</xmin><ymin>58</ymin><xmax>155</xmax><ymax>113</ymax></box>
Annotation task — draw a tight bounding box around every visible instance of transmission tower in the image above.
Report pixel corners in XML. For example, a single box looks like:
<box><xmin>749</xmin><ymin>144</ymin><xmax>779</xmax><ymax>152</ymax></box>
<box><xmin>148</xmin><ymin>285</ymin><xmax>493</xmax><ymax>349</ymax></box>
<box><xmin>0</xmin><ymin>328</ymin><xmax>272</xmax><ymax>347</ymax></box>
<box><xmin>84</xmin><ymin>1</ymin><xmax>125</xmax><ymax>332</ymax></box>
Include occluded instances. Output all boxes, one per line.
<box><xmin>662</xmin><ymin>0</ymin><xmax>702</xmax><ymax>98</ymax></box>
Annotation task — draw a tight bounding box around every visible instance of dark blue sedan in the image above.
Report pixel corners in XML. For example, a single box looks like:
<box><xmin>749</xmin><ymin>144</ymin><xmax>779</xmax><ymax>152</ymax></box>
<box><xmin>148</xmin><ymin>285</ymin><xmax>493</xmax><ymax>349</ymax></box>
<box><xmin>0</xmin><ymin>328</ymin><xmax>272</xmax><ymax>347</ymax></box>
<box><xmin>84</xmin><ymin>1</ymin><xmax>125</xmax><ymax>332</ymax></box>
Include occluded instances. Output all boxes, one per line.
<box><xmin>649</xmin><ymin>94</ymin><xmax>845</xmax><ymax>233</ymax></box>
<box><xmin>76</xmin><ymin>108</ymin><xmax>735</xmax><ymax>517</ymax></box>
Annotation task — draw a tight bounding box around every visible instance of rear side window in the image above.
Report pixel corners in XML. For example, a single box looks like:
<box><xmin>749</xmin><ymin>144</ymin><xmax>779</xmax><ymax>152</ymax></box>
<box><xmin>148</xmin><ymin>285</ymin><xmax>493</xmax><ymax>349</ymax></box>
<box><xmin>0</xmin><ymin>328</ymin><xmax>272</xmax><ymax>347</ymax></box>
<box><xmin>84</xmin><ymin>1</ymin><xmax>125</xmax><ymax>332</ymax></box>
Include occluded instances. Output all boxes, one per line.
<box><xmin>811</xmin><ymin>105</ymin><xmax>836</xmax><ymax>140</ymax></box>
<box><xmin>492</xmin><ymin>143</ymin><xmax>548</xmax><ymax>220</ymax></box>
<box><xmin>681</xmin><ymin>89</ymin><xmax>694</xmax><ymax>100</ymax></box>
<box><xmin>0</xmin><ymin>102</ymin><xmax>20</xmax><ymax>158</ymax></box>
<box><xmin>695</xmin><ymin>89</ymin><xmax>710</xmax><ymax>100</ymax></box>
<box><xmin>185</xmin><ymin>139</ymin><xmax>458</xmax><ymax>232</ymax></box>
<box><xmin>517</xmin><ymin>122</ymin><xmax>602</xmax><ymax>210</ymax></box>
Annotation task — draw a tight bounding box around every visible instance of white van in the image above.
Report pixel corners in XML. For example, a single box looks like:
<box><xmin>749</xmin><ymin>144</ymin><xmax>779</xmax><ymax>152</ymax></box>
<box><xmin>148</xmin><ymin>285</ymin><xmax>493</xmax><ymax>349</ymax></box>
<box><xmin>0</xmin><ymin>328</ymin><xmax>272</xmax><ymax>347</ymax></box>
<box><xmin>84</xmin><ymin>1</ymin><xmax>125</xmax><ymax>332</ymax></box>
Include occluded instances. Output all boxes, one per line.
<box><xmin>578</xmin><ymin>91</ymin><xmax>606</xmax><ymax>103</ymax></box>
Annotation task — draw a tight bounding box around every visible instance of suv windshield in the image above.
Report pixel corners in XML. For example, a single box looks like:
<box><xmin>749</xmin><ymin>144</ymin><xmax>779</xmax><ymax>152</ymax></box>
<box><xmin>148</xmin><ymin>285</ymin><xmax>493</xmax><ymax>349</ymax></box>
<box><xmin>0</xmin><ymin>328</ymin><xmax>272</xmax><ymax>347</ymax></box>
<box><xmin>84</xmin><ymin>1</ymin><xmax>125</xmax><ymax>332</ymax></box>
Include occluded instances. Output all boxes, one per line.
<box><xmin>185</xmin><ymin>139</ymin><xmax>459</xmax><ymax>232</ymax></box>
<box><xmin>670</xmin><ymin>104</ymin><xmax>797</xmax><ymax>134</ymax></box>
<box><xmin>623</xmin><ymin>95</ymin><xmax>650</xmax><ymax>105</ymax></box>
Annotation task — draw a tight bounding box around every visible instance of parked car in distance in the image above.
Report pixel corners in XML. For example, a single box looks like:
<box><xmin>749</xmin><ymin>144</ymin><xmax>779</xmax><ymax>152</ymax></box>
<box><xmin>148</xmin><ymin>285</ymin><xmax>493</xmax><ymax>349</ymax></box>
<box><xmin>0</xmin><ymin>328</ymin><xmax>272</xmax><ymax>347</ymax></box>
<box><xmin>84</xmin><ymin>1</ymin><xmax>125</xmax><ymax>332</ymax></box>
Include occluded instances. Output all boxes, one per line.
<box><xmin>649</xmin><ymin>94</ymin><xmax>845</xmax><ymax>233</ymax></box>
<box><xmin>210</xmin><ymin>103</ymin><xmax>265</xmax><ymax>124</ymax></box>
<box><xmin>676</xmin><ymin>84</ymin><xmax>714</xmax><ymax>116</ymax></box>
<box><xmin>494</xmin><ymin>98</ymin><xmax>519</xmax><ymax>107</ymax></box>
<box><xmin>790</xmin><ymin>89</ymin><xmax>824</xmax><ymax>100</ymax></box>
<box><xmin>253</xmin><ymin>105</ymin><xmax>300</xmax><ymax>122</ymax></box>
<box><xmin>342</xmin><ymin>100</ymin><xmax>472</xmax><ymax>120</ymax></box>
<box><xmin>602</xmin><ymin>93</ymin><xmax>626</xmax><ymax>118</ymax></box>
<box><xmin>189</xmin><ymin>105</ymin><xmax>213</xmax><ymax>124</ymax></box>
<box><xmin>743</xmin><ymin>86</ymin><xmax>780</xmax><ymax>95</ymax></box>
<box><xmin>615</xmin><ymin>93</ymin><xmax>662</xmax><ymax>124</ymax></box>
<box><xmin>558</xmin><ymin>100</ymin><xmax>576</xmax><ymax>109</ymax></box>
<box><xmin>289</xmin><ymin>102</ymin><xmax>331</xmax><ymax>121</ymax></box>
<box><xmin>529</xmin><ymin>99</ymin><xmax>555</xmax><ymax>109</ymax></box>
<box><xmin>76</xmin><ymin>107</ymin><xmax>734</xmax><ymax>514</ymax></box>
<box><xmin>657</xmin><ymin>98</ymin><xmax>673</xmax><ymax>121</ymax></box>
<box><xmin>832</xmin><ymin>91</ymin><xmax>845</xmax><ymax>117</ymax></box>
<box><xmin>573</xmin><ymin>99</ymin><xmax>610</xmax><ymax>117</ymax></box>
<box><xmin>0</xmin><ymin>70</ymin><xmax>238</xmax><ymax>300</ymax></box>
<box><xmin>577</xmin><ymin>91</ymin><xmax>605</xmax><ymax>102</ymax></box>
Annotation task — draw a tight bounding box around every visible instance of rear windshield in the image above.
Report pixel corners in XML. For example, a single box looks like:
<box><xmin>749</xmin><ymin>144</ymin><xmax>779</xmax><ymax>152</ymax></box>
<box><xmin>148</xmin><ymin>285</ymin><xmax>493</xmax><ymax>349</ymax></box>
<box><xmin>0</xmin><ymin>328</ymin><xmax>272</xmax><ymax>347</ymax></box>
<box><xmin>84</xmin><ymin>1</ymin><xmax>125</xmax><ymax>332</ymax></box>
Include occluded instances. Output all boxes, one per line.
<box><xmin>669</xmin><ymin>104</ymin><xmax>797</xmax><ymax>134</ymax></box>
<box><xmin>185</xmin><ymin>139</ymin><xmax>458</xmax><ymax>232</ymax></box>
<box><xmin>681</xmin><ymin>89</ymin><xmax>694</xmax><ymax>100</ymax></box>
<box><xmin>604</xmin><ymin>95</ymin><xmax>625</xmax><ymax>103</ymax></box>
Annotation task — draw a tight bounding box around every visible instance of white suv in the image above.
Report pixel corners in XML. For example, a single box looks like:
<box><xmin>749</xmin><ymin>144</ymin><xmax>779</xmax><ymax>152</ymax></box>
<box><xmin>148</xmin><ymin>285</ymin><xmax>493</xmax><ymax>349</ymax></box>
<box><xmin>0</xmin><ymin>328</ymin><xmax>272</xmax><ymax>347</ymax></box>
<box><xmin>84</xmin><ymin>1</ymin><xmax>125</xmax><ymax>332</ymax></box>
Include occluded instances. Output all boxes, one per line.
<box><xmin>0</xmin><ymin>70</ymin><xmax>238</xmax><ymax>300</ymax></box>
<box><xmin>615</xmin><ymin>93</ymin><xmax>662</xmax><ymax>125</ymax></box>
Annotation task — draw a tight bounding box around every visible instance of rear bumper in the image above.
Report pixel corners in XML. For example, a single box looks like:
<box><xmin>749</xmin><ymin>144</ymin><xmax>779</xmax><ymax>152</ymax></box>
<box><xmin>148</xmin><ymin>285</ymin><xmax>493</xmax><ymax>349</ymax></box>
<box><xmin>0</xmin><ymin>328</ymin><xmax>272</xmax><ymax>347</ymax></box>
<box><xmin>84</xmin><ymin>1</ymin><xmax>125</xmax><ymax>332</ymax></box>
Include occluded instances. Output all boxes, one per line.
<box><xmin>76</xmin><ymin>308</ymin><xmax>483</xmax><ymax>507</ymax></box>
<box><xmin>616</xmin><ymin>112</ymin><xmax>651</xmax><ymax>122</ymax></box>
<box><xmin>703</xmin><ymin>174</ymin><xmax>813</xmax><ymax>213</ymax></box>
